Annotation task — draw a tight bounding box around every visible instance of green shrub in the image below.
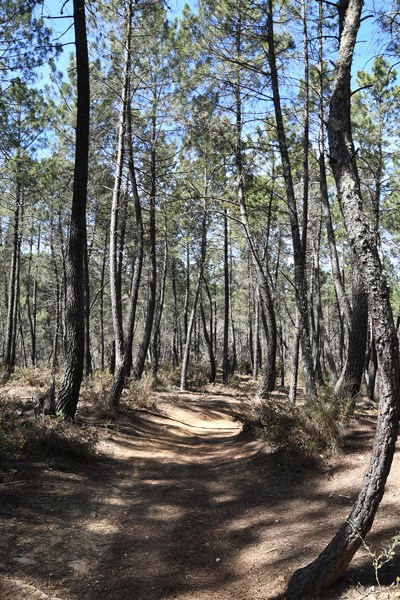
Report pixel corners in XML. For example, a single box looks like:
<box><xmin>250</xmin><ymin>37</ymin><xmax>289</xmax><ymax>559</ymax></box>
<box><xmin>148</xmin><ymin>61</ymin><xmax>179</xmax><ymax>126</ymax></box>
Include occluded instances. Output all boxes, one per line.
<box><xmin>241</xmin><ymin>391</ymin><xmax>346</xmax><ymax>459</ymax></box>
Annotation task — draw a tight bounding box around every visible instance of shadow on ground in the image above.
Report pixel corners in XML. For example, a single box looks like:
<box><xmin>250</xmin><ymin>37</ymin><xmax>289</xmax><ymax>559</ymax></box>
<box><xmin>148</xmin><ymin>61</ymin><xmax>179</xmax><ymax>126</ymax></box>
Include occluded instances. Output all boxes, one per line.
<box><xmin>0</xmin><ymin>389</ymin><xmax>398</xmax><ymax>600</ymax></box>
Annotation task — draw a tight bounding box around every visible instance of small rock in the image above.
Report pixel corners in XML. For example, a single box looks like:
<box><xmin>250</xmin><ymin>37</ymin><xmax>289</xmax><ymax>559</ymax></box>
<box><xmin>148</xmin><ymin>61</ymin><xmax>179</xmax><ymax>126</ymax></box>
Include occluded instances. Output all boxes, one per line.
<box><xmin>215</xmin><ymin>558</ymin><xmax>221</xmax><ymax>563</ymax></box>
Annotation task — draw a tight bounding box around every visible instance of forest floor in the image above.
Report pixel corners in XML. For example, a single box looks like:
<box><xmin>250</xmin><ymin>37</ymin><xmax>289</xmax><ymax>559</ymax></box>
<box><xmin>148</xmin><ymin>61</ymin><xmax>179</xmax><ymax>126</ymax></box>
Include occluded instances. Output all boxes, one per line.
<box><xmin>1</xmin><ymin>381</ymin><xmax>400</xmax><ymax>600</ymax></box>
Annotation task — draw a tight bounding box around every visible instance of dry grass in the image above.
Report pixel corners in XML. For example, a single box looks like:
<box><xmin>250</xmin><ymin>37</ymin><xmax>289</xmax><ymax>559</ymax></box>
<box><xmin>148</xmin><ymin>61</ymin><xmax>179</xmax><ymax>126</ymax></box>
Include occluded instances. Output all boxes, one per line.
<box><xmin>11</xmin><ymin>367</ymin><xmax>56</xmax><ymax>389</ymax></box>
<box><xmin>124</xmin><ymin>374</ymin><xmax>158</xmax><ymax>411</ymax></box>
<box><xmin>239</xmin><ymin>390</ymin><xmax>348</xmax><ymax>460</ymax></box>
<box><xmin>22</xmin><ymin>416</ymin><xmax>97</xmax><ymax>461</ymax></box>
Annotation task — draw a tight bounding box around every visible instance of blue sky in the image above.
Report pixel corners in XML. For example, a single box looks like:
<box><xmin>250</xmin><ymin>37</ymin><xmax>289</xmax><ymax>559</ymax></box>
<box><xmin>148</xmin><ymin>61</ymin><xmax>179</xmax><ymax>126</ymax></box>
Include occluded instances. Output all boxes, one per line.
<box><xmin>44</xmin><ymin>0</ymin><xmax>391</xmax><ymax>88</ymax></box>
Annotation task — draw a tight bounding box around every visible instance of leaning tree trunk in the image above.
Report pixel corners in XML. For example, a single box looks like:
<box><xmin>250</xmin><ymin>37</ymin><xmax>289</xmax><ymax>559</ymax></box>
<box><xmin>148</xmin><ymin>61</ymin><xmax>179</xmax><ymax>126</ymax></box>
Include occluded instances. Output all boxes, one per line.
<box><xmin>285</xmin><ymin>0</ymin><xmax>400</xmax><ymax>595</ymax></box>
<box><xmin>56</xmin><ymin>0</ymin><xmax>89</xmax><ymax>419</ymax></box>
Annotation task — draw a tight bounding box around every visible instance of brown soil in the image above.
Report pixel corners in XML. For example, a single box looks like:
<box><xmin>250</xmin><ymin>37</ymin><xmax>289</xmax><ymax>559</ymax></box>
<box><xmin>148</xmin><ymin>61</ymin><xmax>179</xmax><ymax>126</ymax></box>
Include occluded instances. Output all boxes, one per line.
<box><xmin>1</xmin><ymin>385</ymin><xmax>400</xmax><ymax>600</ymax></box>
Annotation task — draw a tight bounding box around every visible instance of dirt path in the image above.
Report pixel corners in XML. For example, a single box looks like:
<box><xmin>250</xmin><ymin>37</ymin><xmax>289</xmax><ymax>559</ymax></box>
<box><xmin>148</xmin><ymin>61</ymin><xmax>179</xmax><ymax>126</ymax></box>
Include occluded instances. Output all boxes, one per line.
<box><xmin>1</xmin><ymin>387</ymin><xmax>400</xmax><ymax>600</ymax></box>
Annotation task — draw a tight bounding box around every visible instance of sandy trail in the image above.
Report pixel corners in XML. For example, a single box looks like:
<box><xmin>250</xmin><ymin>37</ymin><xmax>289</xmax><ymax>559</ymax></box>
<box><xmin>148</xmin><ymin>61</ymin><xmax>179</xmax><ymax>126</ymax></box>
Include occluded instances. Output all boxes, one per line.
<box><xmin>1</xmin><ymin>389</ymin><xmax>400</xmax><ymax>600</ymax></box>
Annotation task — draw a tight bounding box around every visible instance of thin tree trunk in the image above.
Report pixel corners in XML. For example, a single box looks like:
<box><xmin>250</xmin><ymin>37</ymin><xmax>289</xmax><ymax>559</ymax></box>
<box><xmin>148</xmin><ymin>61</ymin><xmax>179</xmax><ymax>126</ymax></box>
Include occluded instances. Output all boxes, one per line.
<box><xmin>200</xmin><ymin>287</ymin><xmax>216</xmax><ymax>383</ymax></box>
<box><xmin>109</xmin><ymin>0</ymin><xmax>145</xmax><ymax>404</ymax></box>
<box><xmin>25</xmin><ymin>224</ymin><xmax>40</xmax><ymax>367</ymax></box>
<box><xmin>222</xmin><ymin>208</ymin><xmax>230</xmax><ymax>383</ymax></box>
<box><xmin>3</xmin><ymin>181</ymin><xmax>22</xmax><ymax>379</ymax></box>
<box><xmin>171</xmin><ymin>257</ymin><xmax>179</xmax><ymax>366</ymax></box>
<box><xmin>180</xmin><ymin>201</ymin><xmax>207</xmax><ymax>391</ymax></box>
<box><xmin>99</xmin><ymin>229</ymin><xmax>108</xmax><ymax>371</ymax></box>
<box><xmin>83</xmin><ymin>235</ymin><xmax>92</xmax><ymax>376</ymax></box>
<box><xmin>266</xmin><ymin>0</ymin><xmax>315</xmax><ymax>400</ymax></box>
<box><xmin>151</xmin><ymin>231</ymin><xmax>167</xmax><ymax>375</ymax></box>
<box><xmin>123</xmin><ymin>89</ymin><xmax>144</xmax><ymax>378</ymax></box>
<box><xmin>132</xmin><ymin>108</ymin><xmax>157</xmax><ymax>380</ymax></box>
<box><xmin>253</xmin><ymin>292</ymin><xmax>260</xmax><ymax>381</ymax></box>
<box><xmin>289</xmin><ymin>312</ymin><xmax>300</xmax><ymax>404</ymax></box>
<box><xmin>233</xmin><ymin>12</ymin><xmax>277</xmax><ymax>393</ymax></box>
<box><xmin>107</xmin><ymin>9</ymin><xmax>129</xmax><ymax>405</ymax></box>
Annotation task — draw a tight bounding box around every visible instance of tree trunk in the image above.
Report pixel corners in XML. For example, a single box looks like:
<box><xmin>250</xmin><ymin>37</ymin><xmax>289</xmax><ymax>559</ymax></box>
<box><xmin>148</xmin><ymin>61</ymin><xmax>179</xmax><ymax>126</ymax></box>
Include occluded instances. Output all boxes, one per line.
<box><xmin>107</xmin><ymin>6</ymin><xmax>130</xmax><ymax>406</ymax></box>
<box><xmin>83</xmin><ymin>234</ymin><xmax>92</xmax><ymax>376</ymax></box>
<box><xmin>222</xmin><ymin>208</ymin><xmax>230</xmax><ymax>384</ymax></box>
<box><xmin>180</xmin><ymin>203</ymin><xmax>207</xmax><ymax>391</ymax></box>
<box><xmin>200</xmin><ymin>287</ymin><xmax>216</xmax><ymax>383</ymax></box>
<box><xmin>171</xmin><ymin>257</ymin><xmax>179</xmax><ymax>366</ymax></box>
<box><xmin>123</xmin><ymin>88</ymin><xmax>144</xmax><ymax>378</ymax></box>
<box><xmin>285</xmin><ymin>0</ymin><xmax>400</xmax><ymax>594</ymax></box>
<box><xmin>132</xmin><ymin>109</ymin><xmax>157</xmax><ymax>381</ymax></box>
<box><xmin>56</xmin><ymin>0</ymin><xmax>89</xmax><ymax>419</ymax></box>
<box><xmin>151</xmin><ymin>232</ymin><xmax>167</xmax><ymax>375</ymax></box>
<box><xmin>266</xmin><ymin>0</ymin><xmax>315</xmax><ymax>400</ymax></box>
<box><xmin>334</xmin><ymin>259</ymin><xmax>368</xmax><ymax>401</ymax></box>
<box><xmin>3</xmin><ymin>181</ymin><xmax>22</xmax><ymax>380</ymax></box>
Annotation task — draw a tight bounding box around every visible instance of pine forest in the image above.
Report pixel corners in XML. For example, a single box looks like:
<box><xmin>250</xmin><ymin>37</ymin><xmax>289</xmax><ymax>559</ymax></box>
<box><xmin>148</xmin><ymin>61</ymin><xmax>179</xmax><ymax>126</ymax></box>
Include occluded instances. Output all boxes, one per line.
<box><xmin>1</xmin><ymin>0</ymin><xmax>400</xmax><ymax>598</ymax></box>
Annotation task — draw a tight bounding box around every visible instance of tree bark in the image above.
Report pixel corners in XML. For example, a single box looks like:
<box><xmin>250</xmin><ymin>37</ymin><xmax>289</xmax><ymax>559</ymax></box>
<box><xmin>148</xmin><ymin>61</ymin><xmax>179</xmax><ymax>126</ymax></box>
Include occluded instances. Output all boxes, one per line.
<box><xmin>56</xmin><ymin>0</ymin><xmax>89</xmax><ymax>419</ymax></box>
<box><xmin>222</xmin><ymin>207</ymin><xmax>230</xmax><ymax>384</ymax></box>
<box><xmin>180</xmin><ymin>202</ymin><xmax>207</xmax><ymax>391</ymax></box>
<box><xmin>131</xmin><ymin>109</ymin><xmax>157</xmax><ymax>380</ymax></box>
<box><xmin>285</xmin><ymin>0</ymin><xmax>400</xmax><ymax>594</ymax></box>
<box><xmin>266</xmin><ymin>0</ymin><xmax>315</xmax><ymax>400</ymax></box>
<box><xmin>3</xmin><ymin>181</ymin><xmax>22</xmax><ymax>379</ymax></box>
<box><xmin>107</xmin><ymin>5</ymin><xmax>130</xmax><ymax>406</ymax></box>
<box><xmin>334</xmin><ymin>259</ymin><xmax>368</xmax><ymax>401</ymax></box>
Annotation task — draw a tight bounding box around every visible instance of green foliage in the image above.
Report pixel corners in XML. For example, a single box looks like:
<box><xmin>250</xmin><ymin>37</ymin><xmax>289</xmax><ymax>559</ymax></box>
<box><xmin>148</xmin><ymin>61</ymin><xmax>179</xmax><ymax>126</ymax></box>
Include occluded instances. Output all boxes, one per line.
<box><xmin>348</xmin><ymin>520</ymin><xmax>400</xmax><ymax>588</ymax></box>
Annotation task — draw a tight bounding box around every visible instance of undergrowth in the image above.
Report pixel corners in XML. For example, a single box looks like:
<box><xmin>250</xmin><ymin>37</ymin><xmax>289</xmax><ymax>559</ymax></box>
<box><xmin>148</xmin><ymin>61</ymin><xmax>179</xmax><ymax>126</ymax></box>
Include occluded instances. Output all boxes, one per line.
<box><xmin>124</xmin><ymin>374</ymin><xmax>158</xmax><ymax>411</ymax></box>
<box><xmin>0</xmin><ymin>395</ymin><xmax>97</xmax><ymax>480</ymax></box>
<box><xmin>22</xmin><ymin>417</ymin><xmax>97</xmax><ymax>461</ymax></box>
<box><xmin>11</xmin><ymin>366</ymin><xmax>56</xmax><ymax>388</ymax></box>
<box><xmin>241</xmin><ymin>389</ymin><xmax>350</xmax><ymax>460</ymax></box>
<box><xmin>0</xmin><ymin>397</ymin><xmax>25</xmax><ymax>480</ymax></box>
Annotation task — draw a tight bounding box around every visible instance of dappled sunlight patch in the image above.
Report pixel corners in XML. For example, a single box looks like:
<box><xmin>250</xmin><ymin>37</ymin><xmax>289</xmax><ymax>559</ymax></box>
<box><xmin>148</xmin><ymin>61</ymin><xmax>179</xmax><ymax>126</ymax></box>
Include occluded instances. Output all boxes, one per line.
<box><xmin>85</xmin><ymin>519</ymin><xmax>120</xmax><ymax>534</ymax></box>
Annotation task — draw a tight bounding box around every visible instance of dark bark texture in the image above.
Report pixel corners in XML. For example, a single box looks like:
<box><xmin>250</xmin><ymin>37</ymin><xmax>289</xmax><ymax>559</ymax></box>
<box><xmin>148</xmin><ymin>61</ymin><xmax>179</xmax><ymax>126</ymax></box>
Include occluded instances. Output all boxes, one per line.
<box><xmin>56</xmin><ymin>0</ymin><xmax>89</xmax><ymax>419</ymax></box>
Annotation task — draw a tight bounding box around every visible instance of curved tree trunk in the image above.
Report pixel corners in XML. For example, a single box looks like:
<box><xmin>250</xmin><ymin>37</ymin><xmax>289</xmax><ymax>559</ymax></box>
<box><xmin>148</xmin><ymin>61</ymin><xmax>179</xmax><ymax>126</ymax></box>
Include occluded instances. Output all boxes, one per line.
<box><xmin>56</xmin><ymin>0</ymin><xmax>89</xmax><ymax>419</ymax></box>
<box><xmin>285</xmin><ymin>0</ymin><xmax>400</xmax><ymax>595</ymax></box>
